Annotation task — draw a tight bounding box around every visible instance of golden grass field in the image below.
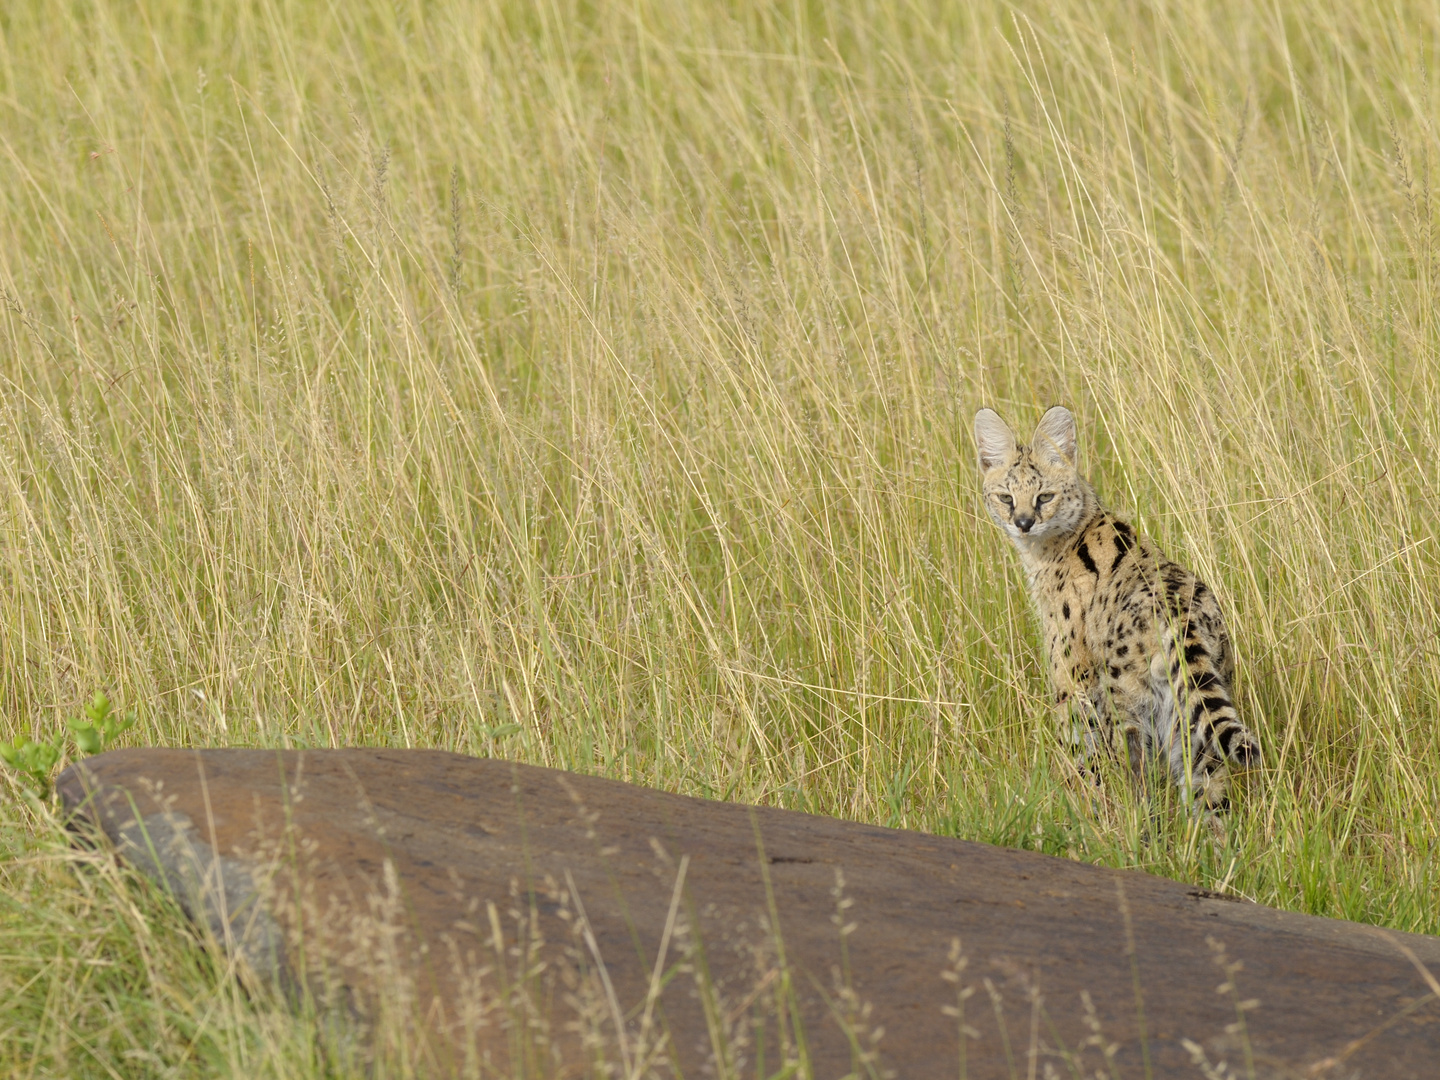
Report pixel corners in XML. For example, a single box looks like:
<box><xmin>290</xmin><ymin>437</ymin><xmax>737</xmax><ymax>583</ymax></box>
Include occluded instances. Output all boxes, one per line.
<box><xmin>1</xmin><ymin>0</ymin><xmax>1437</xmax><ymax>1074</ymax></box>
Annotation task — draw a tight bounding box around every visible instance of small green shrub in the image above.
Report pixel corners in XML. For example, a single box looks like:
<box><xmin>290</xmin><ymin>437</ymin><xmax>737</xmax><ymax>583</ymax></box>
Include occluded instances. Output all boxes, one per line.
<box><xmin>66</xmin><ymin>691</ymin><xmax>137</xmax><ymax>757</ymax></box>
<box><xmin>0</xmin><ymin>692</ymin><xmax>135</xmax><ymax>798</ymax></box>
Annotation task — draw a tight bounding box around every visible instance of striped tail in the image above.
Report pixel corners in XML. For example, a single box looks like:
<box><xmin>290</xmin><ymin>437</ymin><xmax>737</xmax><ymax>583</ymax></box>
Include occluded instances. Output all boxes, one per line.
<box><xmin>1152</xmin><ymin>625</ymin><xmax>1259</xmax><ymax>811</ymax></box>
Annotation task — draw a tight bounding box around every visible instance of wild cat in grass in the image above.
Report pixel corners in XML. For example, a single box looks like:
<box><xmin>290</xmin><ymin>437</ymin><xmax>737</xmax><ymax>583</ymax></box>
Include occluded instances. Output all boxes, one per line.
<box><xmin>973</xmin><ymin>405</ymin><xmax>1259</xmax><ymax>816</ymax></box>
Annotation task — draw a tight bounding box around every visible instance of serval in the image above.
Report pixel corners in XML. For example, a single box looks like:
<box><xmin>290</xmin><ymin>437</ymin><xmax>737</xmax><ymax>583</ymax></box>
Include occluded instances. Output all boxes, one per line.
<box><xmin>974</xmin><ymin>405</ymin><xmax>1259</xmax><ymax>815</ymax></box>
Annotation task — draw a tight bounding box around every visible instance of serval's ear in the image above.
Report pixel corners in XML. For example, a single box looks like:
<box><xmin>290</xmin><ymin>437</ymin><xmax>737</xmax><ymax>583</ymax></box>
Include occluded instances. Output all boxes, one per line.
<box><xmin>1032</xmin><ymin>406</ymin><xmax>1077</xmax><ymax>467</ymax></box>
<box><xmin>974</xmin><ymin>409</ymin><xmax>1017</xmax><ymax>471</ymax></box>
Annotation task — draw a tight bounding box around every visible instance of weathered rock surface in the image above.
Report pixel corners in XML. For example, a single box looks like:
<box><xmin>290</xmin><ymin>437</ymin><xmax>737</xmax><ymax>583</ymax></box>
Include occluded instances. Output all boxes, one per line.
<box><xmin>57</xmin><ymin>748</ymin><xmax>1439</xmax><ymax>1077</ymax></box>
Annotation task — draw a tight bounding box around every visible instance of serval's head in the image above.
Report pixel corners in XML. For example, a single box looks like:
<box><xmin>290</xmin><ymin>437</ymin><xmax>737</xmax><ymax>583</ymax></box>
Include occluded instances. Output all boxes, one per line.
<box><xmin>974</xmin><ymin>406</ymin><xmax>1093</xmax><ymax>544</ymax></box>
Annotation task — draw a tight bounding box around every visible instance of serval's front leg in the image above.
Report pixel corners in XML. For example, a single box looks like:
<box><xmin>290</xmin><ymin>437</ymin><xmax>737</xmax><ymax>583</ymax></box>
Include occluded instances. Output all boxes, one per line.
<box><xmin>1054</xmin><ymin>682</ymin><xmax>1109</xmax><ymax>788</ymax></box>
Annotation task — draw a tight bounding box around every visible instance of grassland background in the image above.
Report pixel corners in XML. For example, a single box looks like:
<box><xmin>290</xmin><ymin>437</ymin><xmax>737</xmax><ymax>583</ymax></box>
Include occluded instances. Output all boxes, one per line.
<box><xmin>0</xmin><ymin>0</ymin><xmax>1437</xmax><ymax>1074</ymax></box>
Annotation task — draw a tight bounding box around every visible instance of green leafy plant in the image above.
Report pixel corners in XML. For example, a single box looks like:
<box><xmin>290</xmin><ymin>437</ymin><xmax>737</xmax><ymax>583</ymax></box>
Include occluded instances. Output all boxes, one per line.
<box><xmin>1</xmin><ymin>692</ymin><xmax>135</xmax><ymax>798</ymax></box>
<box><xmin>66</xmin><ymin>692</ymin><xmax>136</xmax><ymax>757</ymax></box>
<box><xmin>0</xmin><ymin>736</ymin><xmax>63</xmax><ymax>796</ymax></box>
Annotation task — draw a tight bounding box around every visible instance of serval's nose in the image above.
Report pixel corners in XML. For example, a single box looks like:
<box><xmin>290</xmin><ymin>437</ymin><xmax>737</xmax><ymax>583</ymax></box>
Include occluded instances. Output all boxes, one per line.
<box><xmin>1014</xmin><ymin>512</ymin><xmax>1035</xmax><ymax>533</ymax></box>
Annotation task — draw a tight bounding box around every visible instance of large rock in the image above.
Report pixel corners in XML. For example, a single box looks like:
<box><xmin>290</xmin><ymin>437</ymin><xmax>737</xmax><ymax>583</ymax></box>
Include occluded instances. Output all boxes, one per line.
<box><xmin>57</xmin><ymin>749</ymin><xmax>1439</xmax><ymax>1077</ymax></box>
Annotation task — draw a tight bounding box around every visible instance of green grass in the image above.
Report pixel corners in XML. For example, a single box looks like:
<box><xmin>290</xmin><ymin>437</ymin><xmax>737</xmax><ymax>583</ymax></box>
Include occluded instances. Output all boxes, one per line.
<box><xmin>1</xmin><ymin>0</ymin><xmax>1438</xmax><ymax>1074</ymax></box>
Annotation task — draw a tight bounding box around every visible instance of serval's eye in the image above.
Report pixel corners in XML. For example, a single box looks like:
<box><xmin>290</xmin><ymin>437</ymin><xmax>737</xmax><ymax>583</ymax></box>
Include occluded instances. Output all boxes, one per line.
<box><xmin>1036</xmin><ymin>493</ymin><xmax>1055</xmax><ymax>505</ymax></box>
<box><xmin>998</xmin><ymin>493</ymin><xmax>1014</xmax><ymax>506</ymax></box>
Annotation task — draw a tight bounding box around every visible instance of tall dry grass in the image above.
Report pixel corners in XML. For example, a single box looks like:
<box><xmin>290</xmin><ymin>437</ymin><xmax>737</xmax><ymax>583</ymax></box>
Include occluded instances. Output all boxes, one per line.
<box><xmin>1</xmin><ymin>0</ymin><xmax>1437</xmax><ymax>1074</ymax></box>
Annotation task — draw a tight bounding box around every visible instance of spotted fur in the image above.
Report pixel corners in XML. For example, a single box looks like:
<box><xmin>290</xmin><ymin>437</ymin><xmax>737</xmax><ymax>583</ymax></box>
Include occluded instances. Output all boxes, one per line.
<box><xmin>974</xmin><ymin>406</ymin><xmax>1259</xmax><ymax>813</ymax></box>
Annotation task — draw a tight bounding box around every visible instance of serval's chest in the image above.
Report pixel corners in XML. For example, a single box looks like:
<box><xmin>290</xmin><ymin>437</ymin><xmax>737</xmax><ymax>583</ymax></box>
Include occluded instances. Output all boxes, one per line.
<box><xmin>1026</xmin><ymin>514</ymin><xmax>1151</xmax><ymax>623</ymax></box>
